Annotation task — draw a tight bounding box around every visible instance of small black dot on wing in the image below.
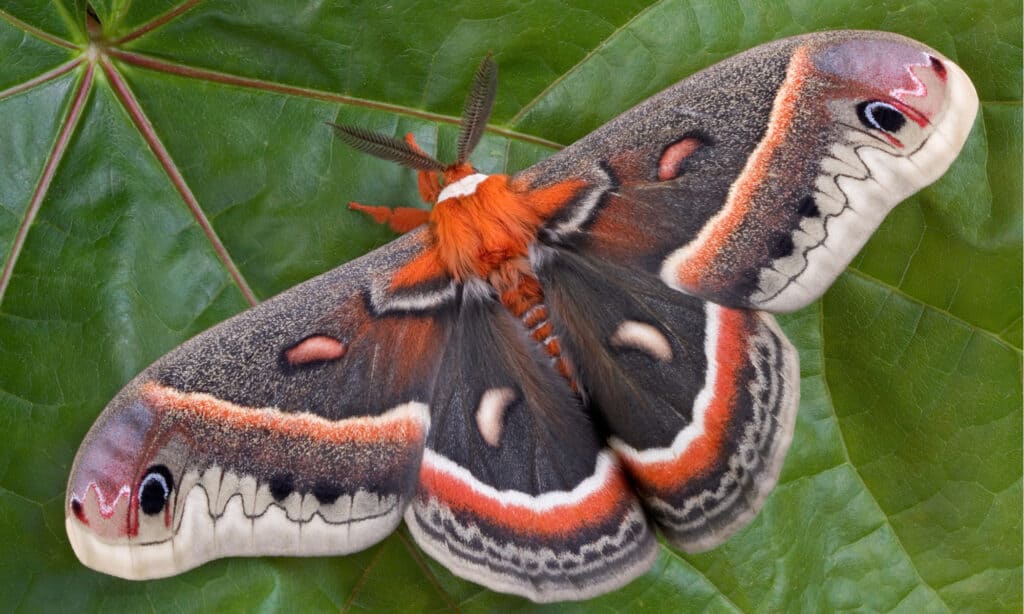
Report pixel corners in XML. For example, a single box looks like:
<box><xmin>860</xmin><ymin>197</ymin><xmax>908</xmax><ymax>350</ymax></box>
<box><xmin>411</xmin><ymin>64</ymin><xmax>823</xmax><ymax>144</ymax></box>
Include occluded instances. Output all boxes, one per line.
<box><xmin>797</xmin><ymin>195</ymin><xmax>820</xmax><ymax>218</ymax></box>
<box><xmin>771</xmin><ymin>234</ymin><xmax>795</xmax><ymax>259</ymax></box>
<box><xmin>733</xmin><ymin>270</ymin><xmax>760</xmax><ymax>301</ymax></box>
<box><xmin>312</xmin><ymin>482</ymin><xmax>343</xmax><ymax>504</ymax></box>
<box><xmin>269</xmin><ymin>473</ymin><xmax>294</xmax><ymax>502</ymax></box>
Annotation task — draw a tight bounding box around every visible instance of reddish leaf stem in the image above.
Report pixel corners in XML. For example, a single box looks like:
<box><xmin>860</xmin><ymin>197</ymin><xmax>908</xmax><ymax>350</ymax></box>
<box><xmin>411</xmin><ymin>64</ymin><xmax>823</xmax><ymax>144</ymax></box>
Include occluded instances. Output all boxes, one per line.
<box><xmin>108</xmin><ymin>49</ymin><xmax>563</xmax><ymax>150</ymax></box>
<box><xmin>0</xmin><ymin>58</ymin><xmax>82</xmax><ymax>101</ymax></box>
<box><xmin>396</xmin><ymin>528</ymin><xmax>460</xmax><ymax>612</ymax></box>
<box><xmin>100</xmin><ymin>55</ymin><xmax>259</xmax><ymax>306</ymax></box>
<box><xmin>0</xmin><ymin>63</ymin><xmax>94</xmax><ymax>304</ymax></box>
<box><xmin>0</xmin><ymin>8</ymin><xmax>80</xmax><ymax>50</ymax></box>
<box><xmin>113</xmin><ymin>0</ymin><xmax>203</xmax><ymax>44</ymax></box>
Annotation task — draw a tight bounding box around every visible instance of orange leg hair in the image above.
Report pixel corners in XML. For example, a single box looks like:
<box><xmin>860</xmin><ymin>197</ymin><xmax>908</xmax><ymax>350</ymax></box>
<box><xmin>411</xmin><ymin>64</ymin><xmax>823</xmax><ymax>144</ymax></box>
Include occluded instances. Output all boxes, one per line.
<box><xmin>349</xmin><ymin>134</ymin><xmax>442</xmax><ymax>234</ymax></box>
<box><xmin>348</xmin><ymin>202</ymin><xmax>431</xmax><ymax>234</ymax></box>
<box><xmin>406</xmin><ymin>134</ymin><xmax>443</xmax><ymax>205</ymax></box>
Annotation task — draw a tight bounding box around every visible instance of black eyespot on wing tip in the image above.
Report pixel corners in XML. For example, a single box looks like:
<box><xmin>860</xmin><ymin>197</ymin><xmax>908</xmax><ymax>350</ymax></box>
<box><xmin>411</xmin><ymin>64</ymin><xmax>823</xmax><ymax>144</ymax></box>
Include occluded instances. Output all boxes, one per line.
<box><xmin>139</xmin><ymin>465</ymin><xmax>174</xmax><ymax>516</ymax></box>
<box><xmin>856</xmin><ymin>100</ymin><xmax>906</xmax><ymax>133</ymax></box>
<box><xmin>139</xmin><ymin>484</ymin><xmax>165</xmax><ymax>515</ymax></box>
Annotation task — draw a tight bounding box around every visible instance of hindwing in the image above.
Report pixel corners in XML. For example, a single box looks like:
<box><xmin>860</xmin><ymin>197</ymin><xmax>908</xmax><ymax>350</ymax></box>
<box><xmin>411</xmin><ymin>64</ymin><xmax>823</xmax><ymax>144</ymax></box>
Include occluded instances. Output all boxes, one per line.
<box><xmin>406</xmin><ymin>281</ymin><xmax>658</xmax><ymax>602</ymax></box>
<box><xmin>536</xmin><ymin>249</ymin><xmax>799</xmax><ymax>551</ymax></box>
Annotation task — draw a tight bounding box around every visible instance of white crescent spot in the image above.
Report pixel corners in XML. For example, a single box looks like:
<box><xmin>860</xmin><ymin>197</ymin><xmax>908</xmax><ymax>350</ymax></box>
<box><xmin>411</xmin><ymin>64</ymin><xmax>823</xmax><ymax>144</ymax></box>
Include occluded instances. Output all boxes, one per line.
<box><xmin>475</xmin><ymin>387</ymin><xmax>515</xmax><ymax>447</ymax></box>
<box><xmin>437</xmin><ymin>173</ymin><xmax>489</xmax><ymax>202</ymax></box>
<box><xmin>610</xmin><ymin>321</ymin><xmax>673</xmax><ymax>362</ymax></box>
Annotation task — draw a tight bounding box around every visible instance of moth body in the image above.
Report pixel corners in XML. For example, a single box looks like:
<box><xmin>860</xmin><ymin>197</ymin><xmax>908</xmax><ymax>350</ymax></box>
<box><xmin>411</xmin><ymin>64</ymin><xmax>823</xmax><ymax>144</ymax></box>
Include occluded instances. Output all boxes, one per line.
<box><xmin>405</xmin><ymin>160</ymin><xmax>586</xmax><ymax>387</ymax></box>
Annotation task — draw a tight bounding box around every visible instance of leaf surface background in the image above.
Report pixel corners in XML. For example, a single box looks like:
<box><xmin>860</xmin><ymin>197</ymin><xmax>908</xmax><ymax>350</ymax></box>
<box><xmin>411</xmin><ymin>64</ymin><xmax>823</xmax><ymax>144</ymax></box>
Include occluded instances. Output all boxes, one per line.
<box><xmin>0</xmin><ymin>1</ymin><xmax>1019</xmax><ymax>611</ymax></box>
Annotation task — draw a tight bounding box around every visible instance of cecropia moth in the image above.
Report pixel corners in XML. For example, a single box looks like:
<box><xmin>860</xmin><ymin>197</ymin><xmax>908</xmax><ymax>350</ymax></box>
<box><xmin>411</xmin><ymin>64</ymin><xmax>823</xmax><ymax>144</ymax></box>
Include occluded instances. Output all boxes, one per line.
<box><xmin>66</xmin><ymin>30</ymin><xmax>978</xmax><ymax>602</ymax></box>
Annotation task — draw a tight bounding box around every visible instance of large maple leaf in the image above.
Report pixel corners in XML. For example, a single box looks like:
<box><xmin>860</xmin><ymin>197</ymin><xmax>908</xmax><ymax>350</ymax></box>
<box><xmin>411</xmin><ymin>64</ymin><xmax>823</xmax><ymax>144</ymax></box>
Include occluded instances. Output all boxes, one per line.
<box><xmin>0</xmin><ymin>2</ymin><xmax>1019</xmax><ymax>611</ymax></box>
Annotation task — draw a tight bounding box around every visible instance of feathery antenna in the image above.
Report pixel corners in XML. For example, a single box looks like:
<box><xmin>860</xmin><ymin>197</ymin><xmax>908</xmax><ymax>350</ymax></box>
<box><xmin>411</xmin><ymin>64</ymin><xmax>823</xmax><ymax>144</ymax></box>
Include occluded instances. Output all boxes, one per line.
<box><xmin>455</xmin><ymin>54</ymin><xmax>498</xmax><ymax>164</ymax></box>
<box><xmin>328</xmin><ymin>123</ymin><xmax>445</xmax><ymax>172</ymax></box>
<box><xmin>330</xmin><ymin>55</ymin><xmax>497</xmax><ymax>169</ymax></box>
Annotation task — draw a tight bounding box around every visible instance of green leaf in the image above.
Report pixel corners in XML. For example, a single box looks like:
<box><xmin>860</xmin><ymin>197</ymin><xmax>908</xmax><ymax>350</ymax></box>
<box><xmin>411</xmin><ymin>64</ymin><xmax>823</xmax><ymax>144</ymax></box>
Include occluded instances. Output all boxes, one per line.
<box><xmin>1</xmin><ymin>1</ymin><xmax>1019</xmax><ymax>612</ymax></box>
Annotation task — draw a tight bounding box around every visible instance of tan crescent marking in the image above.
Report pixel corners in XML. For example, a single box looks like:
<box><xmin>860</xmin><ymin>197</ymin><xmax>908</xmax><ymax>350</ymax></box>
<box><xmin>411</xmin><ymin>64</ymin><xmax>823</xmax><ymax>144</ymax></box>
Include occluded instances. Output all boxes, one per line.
<box><xmin>610</xmin><ymin>321</ymin><xmax>673</xmax><ymax>362</ymax></box>
<box><xmin>475</xmin><ymin>387</ymin><xmax>515</xmax><ymax>447</ymax></box>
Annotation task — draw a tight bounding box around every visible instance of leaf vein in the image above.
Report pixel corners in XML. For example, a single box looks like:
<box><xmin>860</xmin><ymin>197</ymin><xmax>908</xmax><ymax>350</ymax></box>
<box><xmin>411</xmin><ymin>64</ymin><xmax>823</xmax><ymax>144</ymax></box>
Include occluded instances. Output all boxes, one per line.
<box><xmin>0</xmin><ymin>8</ymin><xmax>78</xmax><ymax>49</ymax></box>
<box><xmin>507</xmin><ymin>2</ymin><xmax>664</xmax><ymax>127</ymax></box>
<box><xmin>397</xmin><ymin>526</ymin><xmax>460</xmax><ymax>612</ymax></box>
<box><xmin>846</xmin><ymin>268</ymin><xmax>1020</xmax><ymax>355</ymax></box>
<box><xmin>659</xmin><ymin>545</ymin><xmax>745</xmax><ymax>613</ymax></box>
<box><xmin>0</xmin><ymin>63</ymin><xmax>93</xmax><ymax>307</ymax></box>
<box><xmin>113</xmin><ymin>0</ymin><xmax>204</xmax><ymax>45</ymax></box>
<box><xmin>0</xmin><ymin>57</ymin><xmax>82</xmax><ymax>101</ymax></box>
<box><xmin>108</xmin><ymin>49</ymin><xmax>563</xmax><ymax>150</ymax></box>
<box><xmin>340</xmin><ymin>540</ymin><xmax>390</xmax><ymax>614</ymax></box>
<box><xmin>818</xmin><ymin>301</ymin><xmax>954</xmax><ymax>613</ymax></box>
<box><xmin>99</xmin><ymin>56</ymin><xmax>258</xmax><ymax>306</ymax></box>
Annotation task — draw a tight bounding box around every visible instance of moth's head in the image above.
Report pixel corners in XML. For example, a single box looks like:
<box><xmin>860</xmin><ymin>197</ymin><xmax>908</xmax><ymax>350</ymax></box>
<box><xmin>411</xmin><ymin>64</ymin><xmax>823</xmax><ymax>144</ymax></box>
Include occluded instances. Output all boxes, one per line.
<box><xmin>654</xmin><ymin>31</ymin><xmax>978</xmax><ymax>311</ymax></box>
<box><xmin>65</xmin><ymin>382</ymin><xmax>186</xmax><ymax>578</ymax></box>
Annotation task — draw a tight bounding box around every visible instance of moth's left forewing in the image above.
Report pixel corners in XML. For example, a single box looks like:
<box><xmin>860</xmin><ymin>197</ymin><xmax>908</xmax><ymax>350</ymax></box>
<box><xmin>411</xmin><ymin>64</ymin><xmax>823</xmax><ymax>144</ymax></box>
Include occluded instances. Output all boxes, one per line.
<box><xmin>66</xmin><ymin>229</ymin><xmax>457</xmax><ymax>579</ymax></box>
<box><xmin>518</xmin><ymin>31</ymin><xmax>978</xmax><ymax>313</ymax></box>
